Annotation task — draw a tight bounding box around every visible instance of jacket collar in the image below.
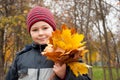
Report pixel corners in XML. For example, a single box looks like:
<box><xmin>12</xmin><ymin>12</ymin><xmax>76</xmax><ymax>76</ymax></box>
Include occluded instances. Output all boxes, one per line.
<box><xmin>31</xmin><ymin>42</ymin><xmax>47</xmax><ymax>51</ymax></box>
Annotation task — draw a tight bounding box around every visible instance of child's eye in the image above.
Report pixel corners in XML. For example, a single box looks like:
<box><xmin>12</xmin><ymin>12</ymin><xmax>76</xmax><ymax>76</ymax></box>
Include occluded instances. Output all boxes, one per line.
<box><xmin>42</xmin><ymin>27</ymin><xmax>48</xmax><ymax>30</ymax></box>
<box><xmin>32</xmin><ymin>29</ymin><xmax>38</xmax><ymax>31</ymax></box>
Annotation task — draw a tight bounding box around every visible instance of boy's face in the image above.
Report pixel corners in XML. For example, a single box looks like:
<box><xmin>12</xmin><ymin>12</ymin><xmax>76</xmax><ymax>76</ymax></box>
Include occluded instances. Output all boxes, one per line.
<box><xmin>30</xmin><ymin>21</ymin><xmax>53</xmax><ymax>45</ymax></box>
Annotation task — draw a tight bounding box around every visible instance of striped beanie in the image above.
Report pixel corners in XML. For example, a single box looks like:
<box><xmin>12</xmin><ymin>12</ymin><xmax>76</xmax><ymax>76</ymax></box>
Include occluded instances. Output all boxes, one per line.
<box><xmin>27</xmin><ymin>6</ymin><xmax>56</xmax><ymax>33</ymax></box>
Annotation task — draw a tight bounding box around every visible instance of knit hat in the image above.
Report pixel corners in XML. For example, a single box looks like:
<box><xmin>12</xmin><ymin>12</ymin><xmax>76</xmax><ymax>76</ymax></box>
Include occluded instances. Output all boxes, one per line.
<box><xmin>27</xmin><ymin>6</ymin><xmax>56</xmax><ymax>33</ymax></box>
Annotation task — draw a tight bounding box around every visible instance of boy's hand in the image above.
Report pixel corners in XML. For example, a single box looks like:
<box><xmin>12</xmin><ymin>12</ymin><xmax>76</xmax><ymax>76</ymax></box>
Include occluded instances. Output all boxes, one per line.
<box><xmin>53</xmin><ymin>63</ymin><xmax>66</xmax><ymax>79</ymax></box>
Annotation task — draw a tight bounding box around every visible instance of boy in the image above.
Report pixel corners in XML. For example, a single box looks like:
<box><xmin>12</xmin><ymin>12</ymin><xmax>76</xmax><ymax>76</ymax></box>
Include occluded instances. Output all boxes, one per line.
<box><xmin>6</xmin><ymin>6</ymin><xmax>91</xmax><ymax>80</ymax></box>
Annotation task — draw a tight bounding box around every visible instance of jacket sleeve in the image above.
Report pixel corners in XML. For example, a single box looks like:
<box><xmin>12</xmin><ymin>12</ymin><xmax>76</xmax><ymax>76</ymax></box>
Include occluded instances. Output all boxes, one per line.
<box><xmin>5</xmin><ymin>45</ymin><xmax>32</xmax><ymax>80</ymax></box>
<box><xmin>54</xmin><ymin>66</ymin><xmax>91</xmax><ymax>80</ymax></box>
<box><xmin>65</xmin><ymin>66</ymin><xmax>91</xmax><ymax>80</ymax></box>
<box><xmin>5</xmin><ymin>55</ymin><xmax>19</xmax><ymax>80</ymax></box>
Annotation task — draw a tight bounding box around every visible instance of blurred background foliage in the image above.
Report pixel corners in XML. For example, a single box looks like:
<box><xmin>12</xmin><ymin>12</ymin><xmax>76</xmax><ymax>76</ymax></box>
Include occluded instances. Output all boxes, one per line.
<box><xmin>0</xmin><ymin>0</ymin><xmax>120</xmax><ymax>80</ymax></box>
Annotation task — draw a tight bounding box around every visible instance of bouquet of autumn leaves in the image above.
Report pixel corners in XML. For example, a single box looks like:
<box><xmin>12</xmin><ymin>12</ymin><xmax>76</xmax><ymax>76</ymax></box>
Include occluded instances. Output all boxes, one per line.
<box><xmin>42</xmin><ymin>24</ymin><xmax>90</xmax><ymax>77</ymax></box>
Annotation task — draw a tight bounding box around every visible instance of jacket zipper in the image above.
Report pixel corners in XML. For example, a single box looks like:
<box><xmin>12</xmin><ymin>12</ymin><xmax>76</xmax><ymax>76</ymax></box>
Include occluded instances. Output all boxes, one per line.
<box><xmin>37</xmin><ymin>45</ymin><xmax>42</xmax><ymax>80</ymax></box>
<box><xmin>37</xmin><ymin>69</ymin><xmax>40</xmax><ymax>80</ymax></box>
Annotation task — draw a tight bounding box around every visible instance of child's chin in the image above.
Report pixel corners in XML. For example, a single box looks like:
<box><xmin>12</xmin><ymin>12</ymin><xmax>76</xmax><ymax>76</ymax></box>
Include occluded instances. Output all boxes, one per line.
<box><xmin>40</xmin><ymin>42</ymin><xmax>47</xmax><ymax>45</ymax></box>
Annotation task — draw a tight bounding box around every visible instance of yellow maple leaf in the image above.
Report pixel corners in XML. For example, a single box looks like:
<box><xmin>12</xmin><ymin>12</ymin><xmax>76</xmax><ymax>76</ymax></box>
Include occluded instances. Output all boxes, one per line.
<box><xmin>50</xmin><ymin>24</ymin><xmax>85</xmax><ymax>51</ymax></box>
<box><xmin>68</xmin><ymin>62</ymin><xmax>89</xmax><ymax>77</ymax></box>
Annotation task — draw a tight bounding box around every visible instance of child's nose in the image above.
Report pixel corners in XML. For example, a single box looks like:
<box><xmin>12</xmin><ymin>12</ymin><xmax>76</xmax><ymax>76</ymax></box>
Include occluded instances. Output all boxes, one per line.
<box><xmin>38</xmin><ymin>30</ymin><xmax>44</xmax><ymax>35</ymax></box>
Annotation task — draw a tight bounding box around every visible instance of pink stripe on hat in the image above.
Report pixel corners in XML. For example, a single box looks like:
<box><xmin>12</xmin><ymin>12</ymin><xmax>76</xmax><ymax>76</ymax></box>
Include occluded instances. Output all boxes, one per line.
<box><xmin>27</xmin><ymin>6</ymin><xmax>56</xmax><ymax>33</ymax></box>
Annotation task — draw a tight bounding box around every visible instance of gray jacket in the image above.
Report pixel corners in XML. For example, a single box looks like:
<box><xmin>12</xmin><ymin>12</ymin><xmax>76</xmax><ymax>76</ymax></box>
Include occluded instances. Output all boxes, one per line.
<box><xmin>5</xmin><ymin>43</ymin><xmax>91</xmax><ymax>80</ymax></box>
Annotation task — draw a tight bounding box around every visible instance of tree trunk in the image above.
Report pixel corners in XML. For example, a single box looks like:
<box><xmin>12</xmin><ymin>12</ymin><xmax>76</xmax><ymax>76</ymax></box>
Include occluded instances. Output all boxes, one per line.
<box><xmin>97</xmin><ymin>22</ymin><xmax>107</xmax><ymax>80</ymax></box>
<box><xmin>84</xmin><ymin>0</ymin><xmax>93</xmax><ymax>79</ymax></box>
<box><xmin>108</xmin><ymin>28</ymin><xmax>120</xmax><ymax>79</ymax></box>
<box><xmin>94</xmin><ymin>0</ymin><xmax>107</xmax><ymax>79</ymax></box>
<box><xmin>99</xmin><ymin>0</ymin><xmax>113</xmax><ymax>80</ymax></box>
<box><xmin>0</xmin><ymin>29</ymin><xmax>5</xmax><ymax>80</ymax></box>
